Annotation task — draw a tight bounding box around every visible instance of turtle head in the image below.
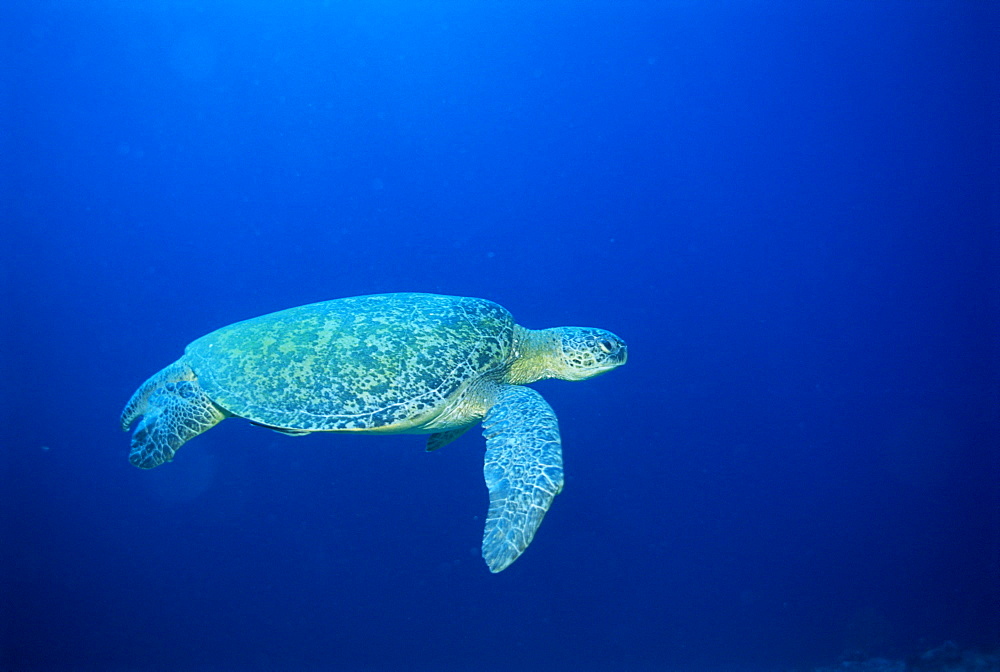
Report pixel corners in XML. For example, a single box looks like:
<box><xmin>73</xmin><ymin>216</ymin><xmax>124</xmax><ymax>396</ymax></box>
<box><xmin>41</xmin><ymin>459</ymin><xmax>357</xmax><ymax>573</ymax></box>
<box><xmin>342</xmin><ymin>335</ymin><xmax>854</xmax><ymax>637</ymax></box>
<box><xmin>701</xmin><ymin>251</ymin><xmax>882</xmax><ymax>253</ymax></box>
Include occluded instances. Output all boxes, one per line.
<box><xmin>551</xmin><ymin>327</ymin><xmax>628</xmax><ymax>381</ymax></box>
<box><xmin>507</xmin><ymin>326</ymin><xmax>627</xmax><ymax>384</ymax></box>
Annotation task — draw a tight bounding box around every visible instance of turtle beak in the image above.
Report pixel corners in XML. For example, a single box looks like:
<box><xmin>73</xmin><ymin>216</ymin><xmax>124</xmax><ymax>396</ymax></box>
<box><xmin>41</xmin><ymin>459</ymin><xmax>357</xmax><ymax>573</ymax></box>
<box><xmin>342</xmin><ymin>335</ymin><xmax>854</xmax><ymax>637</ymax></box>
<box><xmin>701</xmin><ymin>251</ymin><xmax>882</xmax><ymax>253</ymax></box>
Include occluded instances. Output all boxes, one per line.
<box><xmin>608</xmin><ymin>337</ymin><xmax>628</xmax><ymax>366</ymax></box>
<box><xmin>595</xmin><ymin>345</ymin><xmax>627</xmax><ymax>375</ymax></box>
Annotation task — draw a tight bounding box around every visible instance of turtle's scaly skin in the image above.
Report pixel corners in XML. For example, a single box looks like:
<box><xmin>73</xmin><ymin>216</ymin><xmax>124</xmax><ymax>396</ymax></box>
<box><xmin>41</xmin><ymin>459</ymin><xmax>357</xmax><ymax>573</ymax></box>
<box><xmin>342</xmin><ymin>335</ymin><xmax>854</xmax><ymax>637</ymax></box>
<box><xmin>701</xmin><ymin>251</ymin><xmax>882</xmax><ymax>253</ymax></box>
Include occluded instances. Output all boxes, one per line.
<box><xmin>187</xmin><ymin>293</ymin><xmax>514</xmax><ymax>431</ymax></box>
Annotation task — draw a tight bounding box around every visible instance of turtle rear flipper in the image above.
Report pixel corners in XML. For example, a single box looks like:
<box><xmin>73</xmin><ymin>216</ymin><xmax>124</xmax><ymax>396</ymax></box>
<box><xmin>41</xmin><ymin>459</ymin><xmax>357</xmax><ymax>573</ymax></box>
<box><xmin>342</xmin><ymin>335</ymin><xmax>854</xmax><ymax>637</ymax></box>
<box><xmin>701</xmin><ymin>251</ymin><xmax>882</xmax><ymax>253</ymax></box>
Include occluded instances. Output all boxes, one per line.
<box><xmin>249</xmin><ymin>421</ymin><xmax>311</xmax><ymax>436</ymax></box>
<box><xmin>124</xmin><ymin>365</ymin><xmax>228</xmax><ymax>469</ymax></box>
<box><xmin>480</xmin><ymin>385</ymin><xmax>564</xmax><ymax>573</ymax></box>
<box><xmin>425</xmin><ymin>425</ymin><xmax>473</xmax><ymax>452</ymax></box>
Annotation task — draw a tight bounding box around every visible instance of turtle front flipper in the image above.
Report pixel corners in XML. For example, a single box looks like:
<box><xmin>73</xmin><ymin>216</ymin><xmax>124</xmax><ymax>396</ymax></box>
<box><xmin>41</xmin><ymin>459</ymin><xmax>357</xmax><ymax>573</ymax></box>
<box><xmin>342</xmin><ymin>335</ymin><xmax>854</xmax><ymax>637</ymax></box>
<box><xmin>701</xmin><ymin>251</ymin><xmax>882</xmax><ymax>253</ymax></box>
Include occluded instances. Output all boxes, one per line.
<box><xmin>480</xmin><ymin>385</ymin><xmax>564</xmax><ymax>573</ymax></box>
<box><xmin>121</xmin><ymin>361</ymin><xmax>228</xmax><ymax>469</ymax></box>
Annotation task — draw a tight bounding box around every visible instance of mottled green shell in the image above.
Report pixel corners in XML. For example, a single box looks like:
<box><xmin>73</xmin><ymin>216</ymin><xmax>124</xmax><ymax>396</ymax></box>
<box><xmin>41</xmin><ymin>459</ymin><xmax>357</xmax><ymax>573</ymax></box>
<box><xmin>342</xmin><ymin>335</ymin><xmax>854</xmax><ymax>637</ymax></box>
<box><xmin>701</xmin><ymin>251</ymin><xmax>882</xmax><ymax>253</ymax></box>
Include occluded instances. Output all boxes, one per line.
<box><xmin>183</xmin><ymin>293</ymin><xmax>515</xmax><ymax>431</ymax></box>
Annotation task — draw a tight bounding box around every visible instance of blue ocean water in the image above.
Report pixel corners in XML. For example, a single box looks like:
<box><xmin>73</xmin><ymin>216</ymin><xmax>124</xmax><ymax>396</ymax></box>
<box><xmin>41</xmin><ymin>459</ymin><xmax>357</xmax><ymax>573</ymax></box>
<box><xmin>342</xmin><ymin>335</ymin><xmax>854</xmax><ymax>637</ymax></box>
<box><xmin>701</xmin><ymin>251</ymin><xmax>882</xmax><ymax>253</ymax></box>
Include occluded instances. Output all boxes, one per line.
<box><xmin>2</xmin><ymin>2</ymin><xmax>997</xmax><ymax>671</ymax></box>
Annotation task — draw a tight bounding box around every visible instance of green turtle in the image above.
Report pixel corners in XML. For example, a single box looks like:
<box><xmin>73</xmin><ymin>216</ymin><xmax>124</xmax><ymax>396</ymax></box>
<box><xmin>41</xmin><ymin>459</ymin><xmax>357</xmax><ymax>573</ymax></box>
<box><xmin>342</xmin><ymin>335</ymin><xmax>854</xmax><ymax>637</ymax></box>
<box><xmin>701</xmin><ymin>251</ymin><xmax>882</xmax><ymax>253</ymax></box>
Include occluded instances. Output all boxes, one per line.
<box><xmin>121</xmin><ymin>293</ymin><xmax>627</xmax><ymax>572</ymax></box>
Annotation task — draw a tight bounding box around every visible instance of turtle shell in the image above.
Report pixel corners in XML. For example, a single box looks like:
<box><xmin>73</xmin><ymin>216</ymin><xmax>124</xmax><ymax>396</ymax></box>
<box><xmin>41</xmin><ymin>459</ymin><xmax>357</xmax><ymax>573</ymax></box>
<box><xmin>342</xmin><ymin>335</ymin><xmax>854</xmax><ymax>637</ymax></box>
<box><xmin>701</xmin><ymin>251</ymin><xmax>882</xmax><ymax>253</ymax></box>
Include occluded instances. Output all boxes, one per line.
<box><xmin>184</xmin><ymin>293</ymin><xmax>515</xmax><ymax>431</ymax></box>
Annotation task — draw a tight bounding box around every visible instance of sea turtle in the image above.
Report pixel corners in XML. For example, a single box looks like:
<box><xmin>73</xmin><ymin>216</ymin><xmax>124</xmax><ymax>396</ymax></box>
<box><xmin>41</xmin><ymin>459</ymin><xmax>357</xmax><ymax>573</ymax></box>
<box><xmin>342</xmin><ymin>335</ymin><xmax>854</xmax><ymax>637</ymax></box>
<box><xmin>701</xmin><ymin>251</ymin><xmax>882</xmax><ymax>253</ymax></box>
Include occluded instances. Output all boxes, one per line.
<box><xmin>121</xmin><ymin>292</ymin><xmax>627</xmax><ymax>572</ymax></box>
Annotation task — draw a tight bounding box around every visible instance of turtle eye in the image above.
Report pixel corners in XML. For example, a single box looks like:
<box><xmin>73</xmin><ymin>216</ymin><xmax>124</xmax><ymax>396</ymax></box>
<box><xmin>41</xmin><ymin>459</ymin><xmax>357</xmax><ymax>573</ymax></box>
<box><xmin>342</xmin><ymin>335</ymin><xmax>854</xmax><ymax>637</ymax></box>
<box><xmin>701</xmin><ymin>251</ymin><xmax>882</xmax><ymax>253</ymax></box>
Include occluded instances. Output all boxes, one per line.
<box><xmin>597</xmin><ymin>339</ymin><xmax>615</xmax><ymax>354</ymax></box>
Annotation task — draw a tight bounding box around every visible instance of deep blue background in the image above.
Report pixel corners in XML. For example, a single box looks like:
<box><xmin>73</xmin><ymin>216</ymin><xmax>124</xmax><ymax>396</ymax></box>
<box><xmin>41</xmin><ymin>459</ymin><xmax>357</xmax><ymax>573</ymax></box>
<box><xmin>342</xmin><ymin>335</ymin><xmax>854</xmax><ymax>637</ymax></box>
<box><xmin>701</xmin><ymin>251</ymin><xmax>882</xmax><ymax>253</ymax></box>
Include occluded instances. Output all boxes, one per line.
<box><xmin>2</xmin><ymin>2</ymin><xmax>997</xmax><ymax>671</ymax></box>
